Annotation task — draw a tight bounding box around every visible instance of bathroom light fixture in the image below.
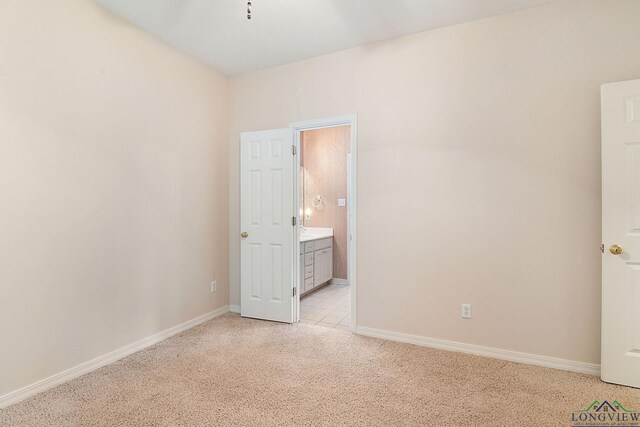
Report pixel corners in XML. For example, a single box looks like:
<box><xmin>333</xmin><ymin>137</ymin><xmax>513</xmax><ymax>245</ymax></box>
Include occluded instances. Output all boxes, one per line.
<box><xmin>247</xmin><ymin>1</ymin><xmax>252</xmax><ymax>19</ymax></box>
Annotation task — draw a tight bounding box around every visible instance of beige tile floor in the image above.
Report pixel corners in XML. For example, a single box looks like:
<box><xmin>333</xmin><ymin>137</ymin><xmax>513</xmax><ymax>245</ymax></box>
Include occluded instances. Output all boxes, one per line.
<box><xmin>300</xmin><ymin>283</ymin><xmax>351</xmax><ymax>330</ymax></box>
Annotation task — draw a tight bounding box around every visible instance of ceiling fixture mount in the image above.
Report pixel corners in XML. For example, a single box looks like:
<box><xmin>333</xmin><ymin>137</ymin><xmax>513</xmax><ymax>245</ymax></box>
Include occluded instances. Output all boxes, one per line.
<box><xmin>247</xmin><ymin>1</ymin><xmax>252</xmax><ymax>19</ymax></box>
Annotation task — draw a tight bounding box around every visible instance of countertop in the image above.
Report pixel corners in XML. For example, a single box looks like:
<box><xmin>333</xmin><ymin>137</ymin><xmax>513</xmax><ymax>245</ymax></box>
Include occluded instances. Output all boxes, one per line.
<box><xmin>300</xmin><ymin>227</ymin><xmax>333</xmax><ymax>243</ymax></box>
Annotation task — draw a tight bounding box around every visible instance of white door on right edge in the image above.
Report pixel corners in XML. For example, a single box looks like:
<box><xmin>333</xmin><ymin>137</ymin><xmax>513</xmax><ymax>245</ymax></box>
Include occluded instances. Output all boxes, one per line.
<box><xmin>602</xmin><ymin>78</ymin><xmax>640</xmax><ymax>388</ymax></box>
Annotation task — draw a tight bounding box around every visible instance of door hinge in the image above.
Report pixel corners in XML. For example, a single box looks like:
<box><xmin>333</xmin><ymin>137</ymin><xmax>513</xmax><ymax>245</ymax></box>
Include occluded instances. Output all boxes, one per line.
<box><xmin>292</xmin><ymin>145</ymin><xmax>297</xmax><ymax>155</ymax></box>
<box><xmin>293</xmin><ymin>287</ymin><xmax>297</xmax><ymax>297</ymax></box>
<box><xmin>292</xmin><ymin>216</ymin><xmax>296</xmax><ymax>226</ymax></box>
<box><xmin>601</xmin><ymin>244</ymin><xmax>605</xmax><ymax>254</ymax></box>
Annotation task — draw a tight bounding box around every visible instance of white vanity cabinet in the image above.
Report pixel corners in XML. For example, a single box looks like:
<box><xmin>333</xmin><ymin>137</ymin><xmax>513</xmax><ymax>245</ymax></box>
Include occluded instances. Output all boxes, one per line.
<box><xmin>300</xmin><ymin>237</ymin><xmax>333</xmax><ymax>295</ymax></box>
<box><xmin>313</xmin><ymin>246</ymin><xmax>333</xmax><ymax>287</ymax></box>
<box><xmin>299</xmin><ymin>244</ymin><xmax>304</xmax><ymax>294</ymax></box>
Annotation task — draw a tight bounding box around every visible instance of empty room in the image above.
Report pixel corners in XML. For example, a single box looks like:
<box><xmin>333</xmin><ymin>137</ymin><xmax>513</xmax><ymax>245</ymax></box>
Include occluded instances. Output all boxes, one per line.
<box><xmin>2</xmin><ymin>0</ymin><xmax>640</xmax><ymax>425</ymax></box>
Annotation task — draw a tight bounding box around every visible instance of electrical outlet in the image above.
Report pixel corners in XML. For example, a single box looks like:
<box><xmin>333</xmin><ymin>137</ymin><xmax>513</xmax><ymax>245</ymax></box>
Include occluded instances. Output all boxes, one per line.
<box><xmin>210</xmin><ymin>280</ymin><xmax>217</xmax><ymax>293</ymax></box>
<box><xmin>461</xmin><ymin>304</ymin><xmax>472</xmax><ymax>319</ymax></box>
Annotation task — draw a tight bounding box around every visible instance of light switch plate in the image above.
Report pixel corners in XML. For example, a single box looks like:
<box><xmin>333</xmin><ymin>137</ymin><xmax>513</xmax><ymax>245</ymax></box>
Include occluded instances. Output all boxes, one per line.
<box><xmin>338</xmin><ymin>198</ymin><xmax>346</xmax><ymax>207</ymax></box>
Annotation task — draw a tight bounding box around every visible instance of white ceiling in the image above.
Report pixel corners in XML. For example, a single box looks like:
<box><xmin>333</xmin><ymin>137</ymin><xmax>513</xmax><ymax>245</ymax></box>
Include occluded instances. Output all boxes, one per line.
<box><xmin>96</xmin><ymin>0</ymin><xmax>560</xmax><ymax>76</ymax></box>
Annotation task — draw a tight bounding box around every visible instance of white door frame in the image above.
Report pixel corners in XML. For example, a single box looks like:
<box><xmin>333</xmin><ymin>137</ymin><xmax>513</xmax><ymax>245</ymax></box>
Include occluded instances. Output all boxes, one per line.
<box><xmin>290</xmin><ymin>114</ymin><xmax>358</xmax><ymax>332</ymax></box>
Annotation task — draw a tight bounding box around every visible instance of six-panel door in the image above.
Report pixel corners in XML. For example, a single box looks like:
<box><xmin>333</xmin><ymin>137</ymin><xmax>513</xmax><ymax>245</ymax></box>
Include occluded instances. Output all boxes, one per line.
<box><xmin>240</xmin><ymin>129</ymin><xmax>294</xmax><ymax>323</ymax></box>
<box><xmin>602</xmin><ymin>79</ymin><xmax>640</xmax><ymax>387</ymax></box>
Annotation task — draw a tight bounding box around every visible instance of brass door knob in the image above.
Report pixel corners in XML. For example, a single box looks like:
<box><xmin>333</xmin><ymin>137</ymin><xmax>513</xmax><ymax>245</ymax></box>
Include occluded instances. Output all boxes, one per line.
<box><xmin>609</xmin><ymin>244</ymin><xmax>624</xmax><ymax>255</ymax></box>
<box><xmin>241</xmin><ymin>232</ymin><xmax>249</xmax><ymax>238</ymax></box>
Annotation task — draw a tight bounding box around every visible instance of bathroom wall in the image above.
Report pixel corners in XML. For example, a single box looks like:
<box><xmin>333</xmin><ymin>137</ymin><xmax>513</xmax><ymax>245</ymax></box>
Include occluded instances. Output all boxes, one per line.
<box><xmin>229</xmin><ymin>0</ymin><xmax>640</xmax><ymax>365</ymax></box>
<box><xmin>301</xmin><ymin>126</ymin><xmax>351</xmax><ymax>280</ymax></box>
<box><xmin>0</xmin><ymin>0</ymin><xmax>229</xmax><ymax>397</ymax></box>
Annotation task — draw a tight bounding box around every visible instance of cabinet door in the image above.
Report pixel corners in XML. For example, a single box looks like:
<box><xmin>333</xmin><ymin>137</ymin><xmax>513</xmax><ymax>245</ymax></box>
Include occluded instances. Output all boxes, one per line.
<box><xmin>325</xmin><ymin>247</ymin><xmax>333</xmax><ymax>283</ymax></box>
<box><xmin>300</xmin><ymin>254</ymin><xmax>304</xmax><ymax>292</ymax></box>
<box><xmin>313</xmin><ymin>249</ymin><xmax>324</xmax><ymax>287</ymax></box>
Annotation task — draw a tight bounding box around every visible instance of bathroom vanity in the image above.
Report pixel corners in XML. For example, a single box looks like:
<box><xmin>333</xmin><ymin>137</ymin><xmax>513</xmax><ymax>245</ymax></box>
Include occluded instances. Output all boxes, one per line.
<box><xmin>299</xmin><ymin>228</ymin><xmax>333</xmax><ymax>295</ymax></box>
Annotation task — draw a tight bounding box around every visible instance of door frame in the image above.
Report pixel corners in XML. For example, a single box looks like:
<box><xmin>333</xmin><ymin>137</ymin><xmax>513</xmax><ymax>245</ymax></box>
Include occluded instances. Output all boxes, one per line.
<box><xmin>290</xmin><ymin>114</ymin><xmax>358</xmax><ymax>332</ymax></box>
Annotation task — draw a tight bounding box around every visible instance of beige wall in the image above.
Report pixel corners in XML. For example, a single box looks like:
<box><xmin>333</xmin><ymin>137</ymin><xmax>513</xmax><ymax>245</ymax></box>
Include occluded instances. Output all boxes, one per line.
<box><xmin>230</xmin><ymin>0</ymin><xmax>640</xmax><ymax>364</ymax></box>
<box><xmin>0</xmin><ymin>0</ymin><xmax>229</xmax><ymax>396</ymax></box>
<box><xmin>301</xmin><ymin>126</ymin><xmax>351</xmax><ymax>279</ymax></box>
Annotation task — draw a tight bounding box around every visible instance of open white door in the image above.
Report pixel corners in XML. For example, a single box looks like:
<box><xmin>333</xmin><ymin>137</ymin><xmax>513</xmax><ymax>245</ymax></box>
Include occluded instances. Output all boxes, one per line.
<box><xmin>602</xmin><ymin>78</ymin><xmax>640</xmax><ymax>387</ymax></box>
<box><xmin>240</xmin><ymin>129</ymin><xmax>295</xmax><ymax>323</ymax></box>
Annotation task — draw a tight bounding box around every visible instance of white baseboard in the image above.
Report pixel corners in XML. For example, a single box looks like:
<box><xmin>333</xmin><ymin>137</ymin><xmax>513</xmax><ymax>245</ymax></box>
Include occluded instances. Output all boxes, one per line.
<box><xmin>356</xmin><ymin>326</ymin><xmax>600</xmax><ymax>376</ymax></box>
<box><xmin>0</xmin><ymin>305</ymin><xmax>230</xmax><ymax>409</ymax></box>
<box><xmin>229</xmin><ymin>305</ymin><xmax>240</xmax><ymax>313</ymax></box>
<box><xmin>330</xmin><ymin>278</ymin><xmax>349</xmax><ymax>286</ymax></box>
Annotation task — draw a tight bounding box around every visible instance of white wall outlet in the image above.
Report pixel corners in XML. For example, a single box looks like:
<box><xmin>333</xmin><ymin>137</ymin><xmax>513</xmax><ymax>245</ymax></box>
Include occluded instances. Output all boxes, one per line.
<box><xmin>210</xmin><ymin>280</ymin><xmax>217</xmax><ymax>293</ymax></box>
<box><xmin>461</xmin><ymin>303</ymin><xmax>472</xmax><ymax>319</ymax></box>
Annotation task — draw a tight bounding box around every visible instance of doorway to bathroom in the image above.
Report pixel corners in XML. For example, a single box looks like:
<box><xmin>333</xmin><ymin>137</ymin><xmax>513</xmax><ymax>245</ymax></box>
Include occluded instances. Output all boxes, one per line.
<box><xmin>292</xmin><ymin>116</ymin><xmax>357</xmax><ymax>331</ymax></box>
<box><xmin>238</xmin><ymin>115</ymin><xmax>356</xmax><ymax>330</ymax></box>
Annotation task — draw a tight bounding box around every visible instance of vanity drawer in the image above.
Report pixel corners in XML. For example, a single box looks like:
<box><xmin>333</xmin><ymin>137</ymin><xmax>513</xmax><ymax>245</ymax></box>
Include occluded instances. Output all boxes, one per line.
<box><xmin>304</xmin><ymin>252</ymin><xmax>314</xmax><ymax>266</ymax></box>
<box><xmin>314</xmin><ymin>237</ymin><xmax>332</xmax><ymax>250</ymax></box>
<box><xmin>304</xmin><ymin>265</ymin><xmax>314</xmax><ymax>279</ymax></box>
<box><xmin>304</xmin><ymin>241</ymin><xmax>315</xmax><ymax>253</ymax></box>
<box><xmin>304</xmin><ymin>277</ymin><xmax>314</xmax><ymax>291</ymax></box>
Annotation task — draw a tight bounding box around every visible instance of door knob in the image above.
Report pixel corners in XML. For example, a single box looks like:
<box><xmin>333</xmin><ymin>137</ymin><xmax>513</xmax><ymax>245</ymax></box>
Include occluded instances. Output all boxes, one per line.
<box><xmin>241</xmin><ymin>232</ymin><xmax>249</xmax><ymax>238</ymax></box>
<box><xmin>609</xmin><ymin>244</ymin><xmax>624</xmax><ymax>255</ymax></box>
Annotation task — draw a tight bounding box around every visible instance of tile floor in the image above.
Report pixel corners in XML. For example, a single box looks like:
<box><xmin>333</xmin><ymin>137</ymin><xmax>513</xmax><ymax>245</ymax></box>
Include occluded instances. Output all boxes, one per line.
<box><xmin>300</xmin><ymin>283</ymin><xmax>351</xmax><ymax>330</ymax></box>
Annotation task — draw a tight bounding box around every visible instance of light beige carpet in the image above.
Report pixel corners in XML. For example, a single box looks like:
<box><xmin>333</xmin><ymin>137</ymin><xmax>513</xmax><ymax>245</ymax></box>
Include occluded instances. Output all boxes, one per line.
<box><xmin>2</xmin><ymin>313</ymin><xmax>640</xmax><ymax>426</ymax></box>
